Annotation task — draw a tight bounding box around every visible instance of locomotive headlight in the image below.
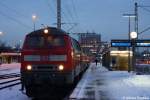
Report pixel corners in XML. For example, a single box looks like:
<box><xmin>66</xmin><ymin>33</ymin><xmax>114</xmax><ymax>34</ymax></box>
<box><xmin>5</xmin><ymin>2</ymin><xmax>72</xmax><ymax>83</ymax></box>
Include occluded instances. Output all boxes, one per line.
<box><xmin>58</xmin><ymin>65</ymin><xmax>64</xmax><ymax>71</ymax></box>
<box><xmin>44</xmin><ymin>29</ymin><xmax>48</xmax><ymax>34</ymax></box>
<box><xmin>27</xmin><ymin>65</ymin><xmax>32</xmax><ymax>71</ymax></box>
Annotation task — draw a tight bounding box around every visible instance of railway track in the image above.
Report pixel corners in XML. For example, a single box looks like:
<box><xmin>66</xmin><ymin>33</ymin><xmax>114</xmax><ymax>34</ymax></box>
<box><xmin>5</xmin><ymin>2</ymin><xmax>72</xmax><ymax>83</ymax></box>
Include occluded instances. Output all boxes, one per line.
<box><xmin>0</xmin><ymin>73</ymin><xmax>20</xmax><ymax>79</ymax></box>
<box><xmin>0</xmin><ymin>73</ymin><xmax>21</xmax><ymax>90</ymax></box>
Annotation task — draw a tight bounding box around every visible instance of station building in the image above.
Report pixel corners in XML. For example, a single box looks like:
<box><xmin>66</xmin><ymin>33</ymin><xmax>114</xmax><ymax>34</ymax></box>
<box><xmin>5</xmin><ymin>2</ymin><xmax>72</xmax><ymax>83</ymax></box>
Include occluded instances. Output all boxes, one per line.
<box><xmin>0</xmin><ymin>52</ymin><xmax>21</xmax><ymax>64</ymax></box>
<box><xmin>78</xmin><ymin>32</ymin><xmax>101</xmax><ymax>60</ymax></box>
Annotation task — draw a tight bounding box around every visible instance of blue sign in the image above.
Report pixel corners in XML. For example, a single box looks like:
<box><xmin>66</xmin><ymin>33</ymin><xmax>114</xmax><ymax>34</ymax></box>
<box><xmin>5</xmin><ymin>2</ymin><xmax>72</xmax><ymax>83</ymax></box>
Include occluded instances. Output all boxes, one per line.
<box><xmin>136</xmin><ymin>43</ymin><xmax>150</xmax><ymax>47</ymax></box>
<box><xmin>111</xmin><ymin>42</ymin><xmax>131</xmax><ymax>47</ymax></box>
<box><xmin>111</xmin><ymin>39</ymin><xmax>150</xmax><ymax>47</ymax></box>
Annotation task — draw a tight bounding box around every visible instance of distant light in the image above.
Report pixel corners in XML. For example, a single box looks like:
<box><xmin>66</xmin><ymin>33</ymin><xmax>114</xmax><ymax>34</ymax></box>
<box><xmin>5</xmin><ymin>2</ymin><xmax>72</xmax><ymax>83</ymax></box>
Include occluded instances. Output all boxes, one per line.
<box><xmin>44</xmin><ymin>29</ymin><xmax>49</xmax><ymax>34</ymax></box>
<box><xmin>100</xmin><ymin>56</ymin><xmax>103</xmax><ymax>59</ymax></box>
<box><xmin>0</xmin><ymin>31</ymin><xmax>3</xmax><ymax>35</ymax></box>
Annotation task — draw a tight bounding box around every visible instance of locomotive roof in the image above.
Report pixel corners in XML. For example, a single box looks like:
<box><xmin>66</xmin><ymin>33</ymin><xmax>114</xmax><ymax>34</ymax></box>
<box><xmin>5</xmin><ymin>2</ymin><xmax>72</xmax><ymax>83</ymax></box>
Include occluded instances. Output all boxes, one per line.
<box><xmin>27</xmin><ymin>27</ymin><xmax>69</xmax><ymax>36</ymax></box>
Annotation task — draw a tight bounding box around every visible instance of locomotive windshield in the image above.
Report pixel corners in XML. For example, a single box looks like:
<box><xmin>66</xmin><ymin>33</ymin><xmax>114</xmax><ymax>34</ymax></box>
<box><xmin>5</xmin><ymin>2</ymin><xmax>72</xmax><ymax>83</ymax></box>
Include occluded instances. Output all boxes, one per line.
<box><xmin>25</xmin><ymin>35</ymin><xmax>66</xmax><ymax>48</ymax></box>
<box><xmin>47</xmin><ymin>36</ymin><xmax>65</xmax><ymax>47</ymax></box>
<box><xmin>25</xmin><ymin>36</ymin><xmax>44</xmax><ymax>48</ymax></box>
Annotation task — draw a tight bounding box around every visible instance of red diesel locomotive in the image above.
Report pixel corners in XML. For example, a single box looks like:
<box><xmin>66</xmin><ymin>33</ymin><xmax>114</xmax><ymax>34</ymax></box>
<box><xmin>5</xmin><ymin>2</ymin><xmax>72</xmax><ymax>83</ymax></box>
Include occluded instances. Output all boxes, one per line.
<box><xmin>21</xmin><ymin>27</ymin><xmax>88</xmax><ymax>97</ymax></box>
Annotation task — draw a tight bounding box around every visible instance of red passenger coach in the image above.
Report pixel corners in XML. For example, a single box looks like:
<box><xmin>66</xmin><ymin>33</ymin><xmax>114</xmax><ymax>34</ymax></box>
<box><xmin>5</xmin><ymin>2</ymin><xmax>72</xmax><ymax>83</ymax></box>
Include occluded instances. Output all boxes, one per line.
<box><xmin>21</xmin><ymin>27</ymin><xmax>88</xmax><ymax>97</ymax></box>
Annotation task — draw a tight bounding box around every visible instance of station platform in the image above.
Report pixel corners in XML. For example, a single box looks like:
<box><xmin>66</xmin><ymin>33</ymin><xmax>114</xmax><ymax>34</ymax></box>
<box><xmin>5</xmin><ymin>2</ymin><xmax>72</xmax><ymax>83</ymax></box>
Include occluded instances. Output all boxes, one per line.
<box><xmin>69</xmin><ymin>63</ymin><xmax>109</xmax><ymax>100</ymax></box>
<box><xmin>69</xmin><ymin>63</ymin><xmax>150</xmax><ymax>100</ymax></box>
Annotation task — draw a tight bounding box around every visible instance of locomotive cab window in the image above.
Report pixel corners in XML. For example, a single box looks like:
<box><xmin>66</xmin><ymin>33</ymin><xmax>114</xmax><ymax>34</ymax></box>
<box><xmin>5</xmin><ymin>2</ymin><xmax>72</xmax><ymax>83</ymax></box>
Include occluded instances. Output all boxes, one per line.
<box><xmin>47</xmin><ymin>36</ymin><xmax>66</xmax><ymax>47</ymax></box>
<box><xmin>25</xmin><ymin>36</ymin><xmax>44</xmax><ymax>48</ymax></box>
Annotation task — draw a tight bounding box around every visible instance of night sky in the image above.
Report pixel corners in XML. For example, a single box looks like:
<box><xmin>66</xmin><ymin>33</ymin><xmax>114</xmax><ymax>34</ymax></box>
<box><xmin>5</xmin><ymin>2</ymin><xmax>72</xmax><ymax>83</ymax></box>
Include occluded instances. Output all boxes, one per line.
<box><xmin>0</xmin><ymin>0</ymin><xmax>149</xmax><ymax>46</ymax></box>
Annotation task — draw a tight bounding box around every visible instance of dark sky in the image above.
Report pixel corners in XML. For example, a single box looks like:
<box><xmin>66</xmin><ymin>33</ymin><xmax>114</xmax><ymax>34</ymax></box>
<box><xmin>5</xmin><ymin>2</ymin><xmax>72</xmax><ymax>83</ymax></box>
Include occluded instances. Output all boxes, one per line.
<box><xmin>0</xmin><ymin>0</ymin><xmax>149</xmax><ymax>46</ymax></box>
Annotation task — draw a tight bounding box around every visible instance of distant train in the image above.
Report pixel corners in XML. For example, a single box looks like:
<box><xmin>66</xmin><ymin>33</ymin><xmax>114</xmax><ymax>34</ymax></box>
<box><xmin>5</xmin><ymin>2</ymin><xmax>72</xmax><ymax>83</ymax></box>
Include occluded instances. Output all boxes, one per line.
<box><xmin>21</xmin><ymin>27</ymin><xmax>89</xmax><ymax>97</ymax></box>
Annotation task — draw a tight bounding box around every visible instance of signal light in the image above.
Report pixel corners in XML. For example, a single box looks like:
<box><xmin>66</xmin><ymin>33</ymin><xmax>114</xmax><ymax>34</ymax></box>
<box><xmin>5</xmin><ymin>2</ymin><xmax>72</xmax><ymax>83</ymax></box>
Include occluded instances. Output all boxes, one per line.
<box><xmin>27</xmin><ymin>65</ymin><xmax>32</xmax><ymax>71</ymax></box>
<box><xmin>58</xmin><ymin>65</ymin><xmax>64</xmax><ymax>71</ymax></box>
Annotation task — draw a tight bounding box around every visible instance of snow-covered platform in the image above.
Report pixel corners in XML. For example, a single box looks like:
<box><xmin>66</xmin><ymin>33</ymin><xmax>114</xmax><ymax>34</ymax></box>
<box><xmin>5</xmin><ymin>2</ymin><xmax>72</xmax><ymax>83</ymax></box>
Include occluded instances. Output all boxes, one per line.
<box><xmin>69</xmin><ymin>63</ymin><xmax>150</xmax><ymax>100</ymax></box>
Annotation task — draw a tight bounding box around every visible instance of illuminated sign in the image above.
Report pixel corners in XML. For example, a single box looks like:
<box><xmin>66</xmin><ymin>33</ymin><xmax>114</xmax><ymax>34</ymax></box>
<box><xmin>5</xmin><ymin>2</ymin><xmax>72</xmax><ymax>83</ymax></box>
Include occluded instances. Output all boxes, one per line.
<box><xmin>111</xmin><ymin>39</ymin><xmax>150</xmax><ymax>47</ymax></box>
<box><xmin>136</xmin><ymin>43</ymin><xmax>150</xmax><ymax>47</ymax></box>
<box><xmin>111</xmin><ymin>40</ymin><xmax>131</xmax><ymax>47</ymax></box>
<box><xmin>136</xmin><ymin>40</ymin><xmax>150</xmax><ymax>47</ymax></box>
<box><xmin>111</xmin><ymin>42</ymin><xmax>131</xmax><ymax>47</ymax></box>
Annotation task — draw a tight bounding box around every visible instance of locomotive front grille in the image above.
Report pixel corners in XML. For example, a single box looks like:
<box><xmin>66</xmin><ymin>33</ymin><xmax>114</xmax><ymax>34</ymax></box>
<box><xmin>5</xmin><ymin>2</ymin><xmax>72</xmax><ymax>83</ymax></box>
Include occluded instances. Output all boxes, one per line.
<box><xmin>32</xmin><ymin>65</ymin><xmax>57</xmax><ymax>71</ymax></box>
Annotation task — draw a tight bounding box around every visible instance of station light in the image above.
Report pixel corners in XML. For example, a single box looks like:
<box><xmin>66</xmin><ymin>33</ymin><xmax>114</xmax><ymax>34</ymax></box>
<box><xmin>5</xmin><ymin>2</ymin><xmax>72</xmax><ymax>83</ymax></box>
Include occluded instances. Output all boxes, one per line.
<box><xmin>130</xmin><ymin>32</ymin><xmax>137</xmax><ymax>39</ymax></box>
<box><xmin>32</xmin><ymin>15</ymin><xmax>37</xmax><ymax>21</ymax></box>
<box><xmin>110</xmin><ymin>50</ymin><xmax>133</xmax><ymax>57</ymax></box>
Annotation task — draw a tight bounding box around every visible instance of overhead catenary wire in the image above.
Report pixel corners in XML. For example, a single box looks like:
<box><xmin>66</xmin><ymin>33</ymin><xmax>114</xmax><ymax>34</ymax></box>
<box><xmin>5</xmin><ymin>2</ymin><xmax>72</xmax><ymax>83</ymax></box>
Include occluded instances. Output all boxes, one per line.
<box><xmin>0</xmin><ymin>1</ymin><xmax>32</xmax><ymax>30</ymax></box>
<box><xmin>46</xmin><ymin>0</ymin><xmax>80</xmax><ymax>33</ymax></box>
<box><xmin>140</xmin><ymin>7</ymin><xmax>150</xmax><ymax>14</ymax></box>
<box><xmin>70</xmin><ymin>0</ymin><xmax>83</xmax><ymax>33</ymax></box>
<box><xmin>137</xmin><ymin>4</ymin><xmax>150</xmax><ymax>36</ymax></box>
<box><xmin>61</xmin><ymin>0</ymin><xmax>81</xmax><ymax>33</ymax></box>
<box><xmin>46</xmin><ymin>0</ymin><xmax>57</xmax><ymax>23</ymax></box>
<box><xmin>0</xmin><ymin>10</ymin><xmax>32</xmax><ymax>29</ymax></box>
<box><xmin>139</xmin><ymin>26</ymin><xmax>150</xmax><ymax>35</ymax></box>
<box><xmin>63</xmin><ymin>1</ymin><xmax>75</xmax><ymax>22</ymax></box>
<box><xmin>71</xmin><ymin>0</ymin><xmax>79</xmax><ymax>21</ymax></box>
<box><xmin>61</xmin><ymin>3</ymin><xmax>73</xmax><ymax>23</ymax></box>
<box><xmin>45</xmin><ymin>0</ymin><xmax>70</xmax><ymax>30</ymax></box>
<box><xmin>46</xmin><ymin>0</ymin><xmax>56</xmax><ymax>14</ymax></box>
<box><xmin>60</xmin><ymin>1</ymin><xmax>74</xmax><ymax>31</ymax></box>
<box><xmin>0</xmin><ymin>2</ymin><xmax>28</xmax><ymax>18</ymax></box>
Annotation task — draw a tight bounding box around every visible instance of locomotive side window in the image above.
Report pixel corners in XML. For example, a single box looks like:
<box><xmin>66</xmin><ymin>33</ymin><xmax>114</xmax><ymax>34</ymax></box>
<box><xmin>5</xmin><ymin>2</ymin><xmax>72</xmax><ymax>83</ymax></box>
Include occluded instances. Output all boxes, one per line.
<box><xmin>26</xmin><ymin>36</ymin><xmax>44</xmax><ymax>48</ymax></box>
<box><xmin>47</xmin><ymin>36</ymin><xmax>65</xmax><ymax>47</ymax></box>
<box><xmin>72</xmin><ymin>39</ymin><xmax>81</xmax><ymax>52</ymax></box>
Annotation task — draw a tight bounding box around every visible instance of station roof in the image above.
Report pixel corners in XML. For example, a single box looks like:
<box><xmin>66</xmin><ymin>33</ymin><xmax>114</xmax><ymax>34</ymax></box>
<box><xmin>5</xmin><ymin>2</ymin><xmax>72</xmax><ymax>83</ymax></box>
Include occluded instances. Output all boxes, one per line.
<box><xmin>0</xmin><ymin>52</ymin><xmax>21</xmax><ymax>56</ymax></box>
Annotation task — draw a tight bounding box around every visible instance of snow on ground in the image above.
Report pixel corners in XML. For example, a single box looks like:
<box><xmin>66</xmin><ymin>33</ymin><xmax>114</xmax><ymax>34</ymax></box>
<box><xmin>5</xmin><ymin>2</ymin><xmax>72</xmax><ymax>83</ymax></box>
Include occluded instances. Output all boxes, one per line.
<box><xmin>0</xmin><ymin>63</ymin><xmax>20</xmax><ymax>75</ymax></box>
<box><xmin>0</xmin><ymin>85</ymin><xmax>30</xmax><ymax>100</ymax></box>
<box><xmin>0</xmin><ymin>63</ymin><xmax>30</xmax><ymax>100</ymax></box>
<box><xmin>70</xmin><ymin>63</ymin><xmax>150</xmax><ymax>100</ymax></box>
<box><xmin>0</xmin><ymin>63</ymin><xmax>20</xmax><ymax>69</ymax></box>
<box><xmin>1</xmin><ymin>63</ymin><xmax>150</xmax><ymax>100</ymax></box>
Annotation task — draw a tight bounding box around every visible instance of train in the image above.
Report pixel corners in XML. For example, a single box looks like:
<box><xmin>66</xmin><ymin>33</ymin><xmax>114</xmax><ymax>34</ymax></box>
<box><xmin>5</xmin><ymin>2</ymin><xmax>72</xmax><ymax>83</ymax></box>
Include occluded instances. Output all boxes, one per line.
<box><xmin>21</xmin><ymin>27</ymin><xmax>89</xmax><ymax>97</ymax></box>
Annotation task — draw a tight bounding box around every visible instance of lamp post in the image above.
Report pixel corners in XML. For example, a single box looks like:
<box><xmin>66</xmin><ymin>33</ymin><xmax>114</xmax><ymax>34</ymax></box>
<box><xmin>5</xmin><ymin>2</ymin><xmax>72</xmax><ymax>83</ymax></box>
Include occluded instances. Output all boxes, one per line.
<box><xmin>130</xmin><ymin>31</ymin><xmax>137</xmax><ymax>71</ymax></box>
<box><xmin>32</xmin><ymin>15</ymin><xmax>37</xmax><ymax>31</ymax></box>
<box><xmin>123</xmin><ymin>14</ymin><xmax>136</xmax><ymax>72</ymax></box>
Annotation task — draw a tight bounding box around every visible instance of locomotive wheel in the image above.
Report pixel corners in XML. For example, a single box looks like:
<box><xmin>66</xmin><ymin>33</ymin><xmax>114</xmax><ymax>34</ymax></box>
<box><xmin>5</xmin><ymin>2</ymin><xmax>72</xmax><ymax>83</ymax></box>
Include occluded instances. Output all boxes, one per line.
<box><xmin>26</xmin><ymin>85</ymin><xmax>35</xmax><ymax>97</ymax></box>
